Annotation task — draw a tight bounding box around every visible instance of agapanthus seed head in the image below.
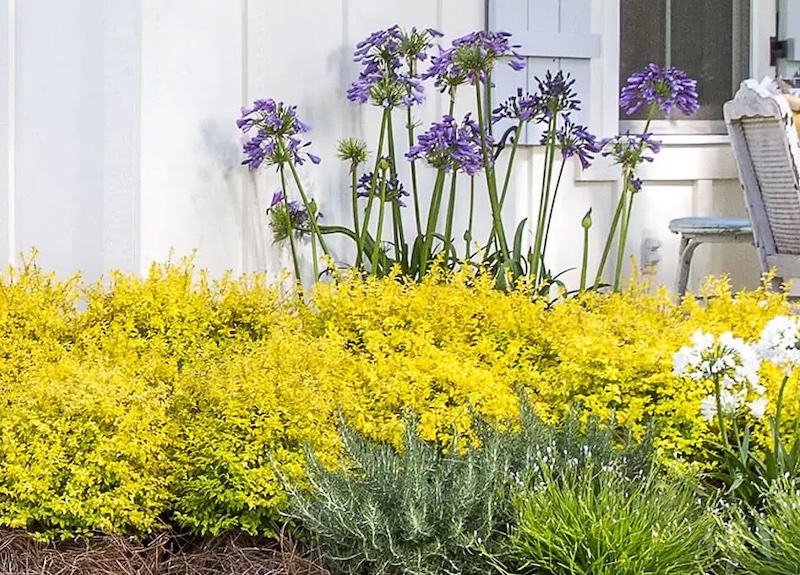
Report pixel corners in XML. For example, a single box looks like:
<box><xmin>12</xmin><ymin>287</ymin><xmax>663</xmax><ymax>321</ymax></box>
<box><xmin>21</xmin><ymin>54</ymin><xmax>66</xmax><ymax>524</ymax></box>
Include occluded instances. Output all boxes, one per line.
<box><xmin>337</xmin><ymin>138</ymin><xmax>369</xmax><ymax>170</ymax></box>
<box><xmin>620</xmin><ymin>63</ymin><xmax>699</xmax><ymax>117</ymax></box>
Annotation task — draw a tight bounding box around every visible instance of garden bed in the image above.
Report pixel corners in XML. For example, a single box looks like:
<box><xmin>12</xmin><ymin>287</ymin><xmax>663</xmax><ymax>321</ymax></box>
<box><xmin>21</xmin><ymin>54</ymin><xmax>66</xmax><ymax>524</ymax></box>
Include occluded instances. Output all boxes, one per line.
<box><xmin>0</xmin><ymin>530</ymin><xmax>326</xmax><ymax>575</ymax></box>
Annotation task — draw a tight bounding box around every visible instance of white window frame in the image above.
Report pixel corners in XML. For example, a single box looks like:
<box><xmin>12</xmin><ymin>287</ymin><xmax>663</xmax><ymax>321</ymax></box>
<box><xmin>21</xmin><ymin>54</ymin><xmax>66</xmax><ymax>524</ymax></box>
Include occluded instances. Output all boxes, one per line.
<box><xmin>617</xmin><ymin>0</ymin><xmax>768</xmax><ymax>138</ymax></box>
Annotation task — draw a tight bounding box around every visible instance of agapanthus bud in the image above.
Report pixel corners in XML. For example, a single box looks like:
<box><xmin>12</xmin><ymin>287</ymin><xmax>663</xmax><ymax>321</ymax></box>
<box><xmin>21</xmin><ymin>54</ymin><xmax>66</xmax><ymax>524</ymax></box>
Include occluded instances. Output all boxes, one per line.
<box><xmin>581</xmin><ymin>209</ymin><xmax>592</xmax><ymax>230</ymax></box>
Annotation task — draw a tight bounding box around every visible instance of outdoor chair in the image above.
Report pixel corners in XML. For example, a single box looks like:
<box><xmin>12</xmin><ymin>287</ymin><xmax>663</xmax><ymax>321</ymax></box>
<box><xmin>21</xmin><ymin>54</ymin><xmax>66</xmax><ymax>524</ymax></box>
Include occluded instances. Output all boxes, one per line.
<box><xmin>669</xmin><ymin>80</ymin><xmax>800</xmax><ymax>296</ymax></box>
<box><xmin>725</xmin><ymin>80</ymin><xmax>800</xmax><ymax>293</ymax></box>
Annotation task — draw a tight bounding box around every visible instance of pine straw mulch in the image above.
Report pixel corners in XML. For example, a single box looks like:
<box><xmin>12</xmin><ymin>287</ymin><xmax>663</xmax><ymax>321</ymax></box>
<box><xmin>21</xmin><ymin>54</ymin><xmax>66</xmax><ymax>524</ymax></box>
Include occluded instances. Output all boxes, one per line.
<box><xmin>0</xmin><ymin>528</ymin><xmax>330</xmax><ymax>575</ymax></box>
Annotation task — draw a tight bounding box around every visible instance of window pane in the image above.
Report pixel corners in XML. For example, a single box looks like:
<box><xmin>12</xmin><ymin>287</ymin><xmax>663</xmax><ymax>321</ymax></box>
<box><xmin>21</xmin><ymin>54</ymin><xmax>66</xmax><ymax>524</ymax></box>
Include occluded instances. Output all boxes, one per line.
<box><xmin>671</xmin><ymin>0</ymin><xmax>733</xmax><ymax>121</ymax></box>
<box><xmin>620</xmin><ymin>0</ymin><xmax>749</xmax><ymax>123</ymax></box>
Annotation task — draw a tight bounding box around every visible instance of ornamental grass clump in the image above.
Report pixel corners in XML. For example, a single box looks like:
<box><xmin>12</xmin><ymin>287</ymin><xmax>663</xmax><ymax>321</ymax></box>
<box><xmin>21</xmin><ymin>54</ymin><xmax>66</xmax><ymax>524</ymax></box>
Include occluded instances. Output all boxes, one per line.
<box><xmin>723</xmin><ymin>479</ymin><xmax>800</xmax><ymax>575</ymax></box>
<box><xmin>502</xmin><ymin>463</ymin><xmax>717</xmax><ymax>575</ymax></box>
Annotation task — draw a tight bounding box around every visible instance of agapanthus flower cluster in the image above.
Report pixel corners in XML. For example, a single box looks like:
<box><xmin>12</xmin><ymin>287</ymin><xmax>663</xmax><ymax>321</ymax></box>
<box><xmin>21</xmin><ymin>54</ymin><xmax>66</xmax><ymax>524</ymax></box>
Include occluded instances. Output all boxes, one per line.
<box><xmin>536</xmin><ymin>71</ymin><xmax>581</xmax><ymax>120</ymax></box>
<box><xmin>238</xmin><ymin>99</ymin><xmax>320</xmax><ymax>170</ymax></box>
<box><xmin>423</xmin><ymin>30</ymin><xmax>525</xmax><ymax>91</ymax></box>
<box><xmin>599</xmin><ymin>131</ymin><xmax>662</xmax><ymax>191</ymax></box>
<box><xmin>600</xmin><ymin>131</ymin><xmax>662</xmax><ymax>166</ymax></box>
<box><xmin>546</xmin><ymin>119</ymin><xmax>600</xmax><ymax>170</ymax></box>
<box><xmin>267</xmin><ymin>190</ymin><xmax>320</xmax><ymax>243</ymax></box>
<box><xmin>620</xmin><ymin>63</ymin><xmax>699</xmax><ymax>117</ymax></box>
<box><xmin>357</xmin><ymin>171</ymin><xmax>409</xmax><ymax>206</ymax></box>
<box><xmin>673</xmin><ymin>330</ymin><xmax>767</xmax><ymax>422</ymax></box>
<box><xmin>756</xmin><ymin>315</ymin><xmax>800</xmax><ymax>375</ymax></box>
<box><xmin>406</xmin><ymin>113</ymin><xmax>492</xmax><ymax>175</ymax></box>
<box><xmin>491</xmin><ymin>88</ymin><xmax>543</xmax><ymax>124</ymax></box>
<box><xmin>348</xmin><ymin>25</ymin><xmax>441</xmax><ymax>108</ymax></box>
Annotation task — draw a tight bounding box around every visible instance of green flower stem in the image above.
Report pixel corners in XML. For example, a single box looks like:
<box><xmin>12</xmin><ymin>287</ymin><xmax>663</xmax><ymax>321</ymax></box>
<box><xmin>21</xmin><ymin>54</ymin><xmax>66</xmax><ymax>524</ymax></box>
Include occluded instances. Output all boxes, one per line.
<box><xmin>465</xmin><ymin>176</ymin><xmax>476</xmax><ymax>260</ymax></box>
<box><xmin>485</xmin><ymin>71</ymin><xmax>493</xmax><ymax>136</ymax></box>
<box><xmin>279</xmin><ymin>166</ymin><xmax>302</xmax><ymax>283</ymax></box>
<box><xmin>443</xmin><ymin>171</ymin><xmax>458</xmax><ymax>267</ymax></box>
<box><xmin>612</xmin><ymin>185</ymin><xmax>637</xmax><ymax>291</ymax></box>
<box><xmin>310</xmin><ymin>233</ymin><xmax>319</xmax><ymax>281</ymax></box>
<box><xmin>286</xmin><ymin>160</ymin><xmax>328</xmax><ymax>277</ymax></box>
<box><xmin>499</xmin><ymin>120</ymin><xmax>525</xmax><ymax>208</ymax></box>
<box><xmin>601</xmin><ymin>104</ymin><xmax>657</xmax><ymax>290</ymax></box>
<box><xmin>420</xmin><ymin>169</ymin><xmax>447</xmax><ymax>277</ymax></box>
<box><xmin>774</xmin><ymin>375</ymin><xmax>790</xmax><ymax>458</ymax></box>
<box><xmin>541</xmin><ymin>157</ymin><xmax>568</xmax><ymax>265</ymax></box>
<box><xmin>594</xmin><ymin>178</ymin><xmax>629</xmax><ymax>287</ymax></box>
<box><xmin>350</xmin><ymin>165</ymin><xmax>361</xmax><ymax>253</ymax></box>
<box><xmin>484</xmin><ymin>119</ymin><xmax>525</xmax><ymax>255</ymax></box>
<box><xmin>580</xmin><ymin>221</ymin><xmax>590</xmax><ymax>292</ymax></box>
<box><xmin>356</xmin><ymin>109</ymin><xmax>390</xmax><ymax>269</ymax></box>
<box><xmin>530</xmin><ymin>115</ymin><xmax>557</xmax><ymax>286</ymax></box>
<box><xmin>714</xmin><ymin>376</ymin><xmax>732</xmax><ymax>453</ymax></box>
<box><xmin>474</xmin><ymin>80</ymin><xmax>510</xmax><ymax>263</ymax></box>
<box><xmin>406</xmin><ymin>106</ymin><xmax>423</xmax><ymax>237</ymax></box>
<box><xmin>371</xmin><ymin>176</ymin><xmax>388</xmax><ymax>274</ymax></box>
<box><xmin>386</xmin><ymin>112</ymin><xmax>407</xmax><ymax>268</ymax></box>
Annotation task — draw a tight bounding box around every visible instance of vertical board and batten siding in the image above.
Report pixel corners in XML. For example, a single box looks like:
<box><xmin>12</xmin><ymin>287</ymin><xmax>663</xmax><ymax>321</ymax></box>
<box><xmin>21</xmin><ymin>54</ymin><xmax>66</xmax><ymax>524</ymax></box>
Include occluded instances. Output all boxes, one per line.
<box><xmin>0</xmin><ymin>0</ymin><xmax>776</xmax><ymax>291</ymax></box>
<box><xmin>0</xmin><ymin>0</ymin><xmax>10</xmax><ymax>265</ymax></box>
<box><xmin>488</xmin><ymin>0</ymin><xmax>600</xmax><ymax>143</ymax></box>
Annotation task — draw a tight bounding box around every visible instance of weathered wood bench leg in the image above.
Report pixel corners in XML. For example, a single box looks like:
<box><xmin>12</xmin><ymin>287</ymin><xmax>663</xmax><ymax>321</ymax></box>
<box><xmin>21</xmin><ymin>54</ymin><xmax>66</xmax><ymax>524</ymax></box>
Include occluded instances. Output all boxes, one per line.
<box><xmin>675</xmin><ymin>236</ymin><xmax>702</xmax><ymax>298</ymax></box>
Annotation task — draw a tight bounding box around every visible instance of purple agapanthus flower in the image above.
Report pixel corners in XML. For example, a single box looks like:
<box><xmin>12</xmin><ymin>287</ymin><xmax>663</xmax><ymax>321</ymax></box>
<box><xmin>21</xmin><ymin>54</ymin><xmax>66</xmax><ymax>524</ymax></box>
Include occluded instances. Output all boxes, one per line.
<box><xmin>599</xmin><ymin>132</ymin><xmax>662</xmax><ymax>192</ymax></box>
<box><xmin>347</xmin><ymin>73</ymin><xmax>425</xmax><ymax>108</ymax></box>
<box><xmin>599</xmin><ymin>131</ymin><xmax>662</xmax><ymax>167</ymax></box>
<box><xmin>357</xmin><ymin>172</ymin><xmax>410</xmax><ymax>206</ymax></box>
<box><xmin>422</xmin><ymin>30</ymin><xmax>525</xmax><ymax>91</ymax></box>
<box><xmin>348</xmin><ymin>25</ymin><xmax>441</xmax><ymax>108</ymax></box>
<box><xmin>542</xmin><ymin>119</ymin><xmax>600</xmax><ymax>170</ymax></box>
<box><xmin>628</xmin><ymin>174</ymin><xmax>644</xmax><ymax>192</ymax></box>
<box><xmin>267</xmin><ymin>190</ymin><xmax>321</xmax><ymax>242</ymax></box>
<box><xmin>492</xmin><ymin>88</ymin><xmax>544</xmax><ymax>124</ymax></box>
<box><xmin>536</xmin><ymin>71</ymin><xmax>581</xmax><ymax>121</ymax></box>
<box><xmin>619</xmin><ymin>63</ymin><xmax>699</xmax><ymax>116</ymax></box>
<box><xmin>237</xmin><ymin>99</ymin><xmax>320</xmax><ymax>170</ymax></box>
<box><xmin>406</xmin><ymin>113</ymin><xmax>492</xmax><ymax>175</ymax></box>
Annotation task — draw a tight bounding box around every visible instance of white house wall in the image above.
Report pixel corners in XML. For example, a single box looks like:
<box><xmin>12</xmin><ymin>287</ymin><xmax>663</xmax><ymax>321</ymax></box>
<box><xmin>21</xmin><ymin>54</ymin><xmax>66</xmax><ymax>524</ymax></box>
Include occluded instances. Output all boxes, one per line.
<box><xmin>0</xmin><ymin>0</ymin><xmax>775</xmax><ymax>292</ymax></box>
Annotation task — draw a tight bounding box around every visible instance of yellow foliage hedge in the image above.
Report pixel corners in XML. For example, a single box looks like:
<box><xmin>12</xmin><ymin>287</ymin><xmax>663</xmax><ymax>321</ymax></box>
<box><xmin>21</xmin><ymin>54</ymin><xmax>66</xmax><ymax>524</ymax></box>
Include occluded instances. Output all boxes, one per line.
<box><xmin>0</xmin><ymin>257</ymin><xmax>795</xmax><ymax>540</ymax></box>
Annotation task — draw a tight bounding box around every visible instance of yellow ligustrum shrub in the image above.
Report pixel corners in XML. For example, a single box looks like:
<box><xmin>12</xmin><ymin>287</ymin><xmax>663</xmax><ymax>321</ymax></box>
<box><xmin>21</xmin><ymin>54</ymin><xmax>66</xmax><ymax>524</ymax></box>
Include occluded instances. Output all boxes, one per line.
<box><xmin>0</xmin><ymin>257</ymin><xmax>795</xmax><ymax>539</ymax></box>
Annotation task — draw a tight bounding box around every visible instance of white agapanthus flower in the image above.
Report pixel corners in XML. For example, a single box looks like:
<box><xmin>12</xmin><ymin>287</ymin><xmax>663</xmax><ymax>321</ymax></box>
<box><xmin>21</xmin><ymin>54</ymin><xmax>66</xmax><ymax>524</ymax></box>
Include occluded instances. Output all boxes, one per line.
<box><xmin>673</xmin><ymin>329</ymin><xmax>768</xmax><ymax>423</ymax></box>
<box><xmin>672</xmin><ymin>330</ymin><xmax>760</xmax><ymax>387</ymax></box>
<box><xmin>748</xmin><ymin>396</ymin><xmax>769</xmax><ymax>420</ymax></box>
<box><xmin>699</xmin><ymin>389</ymin><xmax>748</xmax><ymax>422</ymax></box>
<box><xmin>672</xmin><ymin>330</ymin><xmax>715</xmax><ymax>378</ymax></box>
<box><xmin>699</xmin><ymin>395</ymin><xmax>717</xmax><ymax>423</ymax></box>
<box><xmin>756</xmin><ymin>315</ymin><xmax>800</xmax><ymax>374</ymax></box>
